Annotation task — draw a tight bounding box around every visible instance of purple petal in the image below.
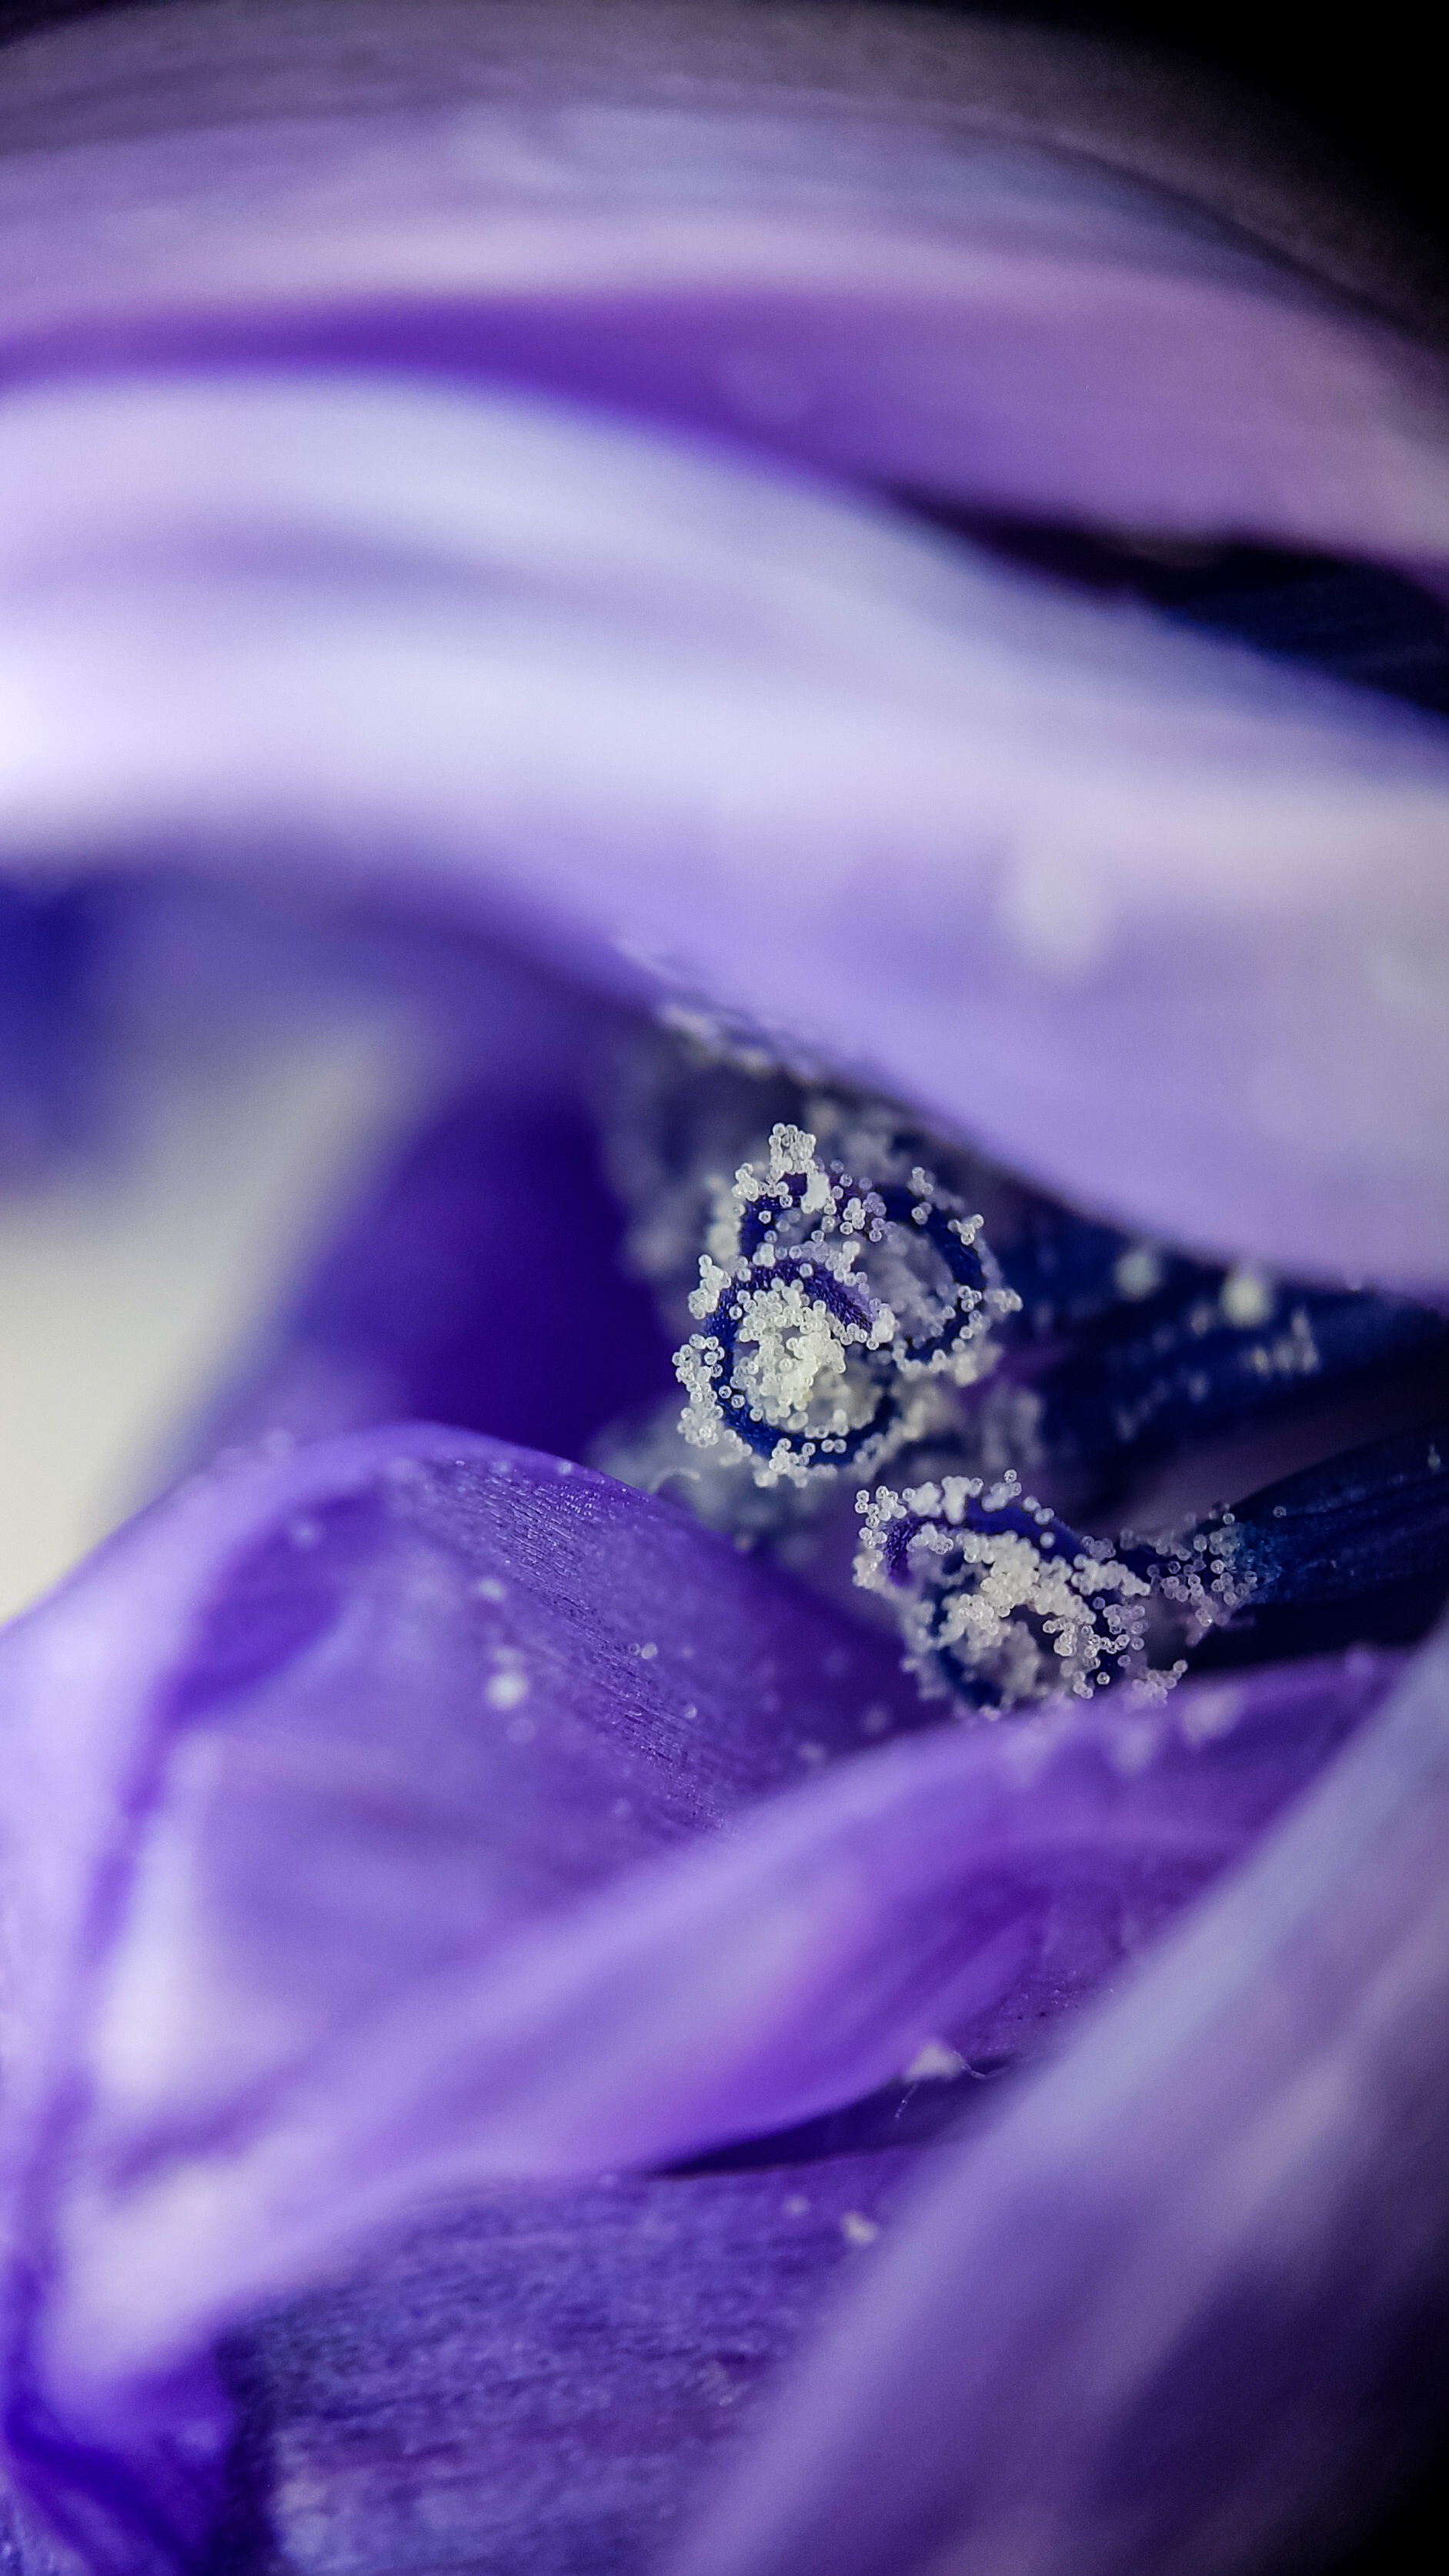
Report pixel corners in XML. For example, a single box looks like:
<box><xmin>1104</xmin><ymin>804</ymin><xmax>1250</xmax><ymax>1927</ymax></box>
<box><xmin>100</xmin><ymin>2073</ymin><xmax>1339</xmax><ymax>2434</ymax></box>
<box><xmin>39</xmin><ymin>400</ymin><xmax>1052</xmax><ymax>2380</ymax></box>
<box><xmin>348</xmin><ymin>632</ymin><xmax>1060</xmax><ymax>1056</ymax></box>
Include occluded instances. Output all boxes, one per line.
<box><xmin>3</xmin><ymin>372</ymin><xmax>1449</xmax><ymax>1283</ymax></box>
<box><xmin>2</xmin><ymin>2</ymin><xmax>1447</xmax><ymax>556</ymax></box>
<box><xmin>0</xmin><ymin>1423</ymin><xmax>919</xmax><ymax>2177</ymax></box>
<box><xmin>669</xmin><ymin>1620</ymin><xmax>1449</xmax><ymax>2576</ymax></box>
<box><xmin>179</xmin><ymin>1073</ymin><xmax>675</xmax><ymax>1470</ymax></box>
<box><xmin>0</xmin><ymin>1422</ymin><xmax>920</xmax><ymax>2559</ymax></box>
<box><xmin>0</xmin><ymin>879</ymin><xmax>113</xmax><ymax>1183</ymax></box>
<box><xmin>0</xmin><ymin>1420</ymin><xmax>1395</xmax><ymax>2562</ymax></box>
<box><xmin>43</xmin><ymin>1648</ymin><xmax>1394</xmax><ymax>2407</ymax></box>
<box><xmin>215</xmin><ymin>2158</ymin><xmax>917</xmax><ymax>2576</ymax></box>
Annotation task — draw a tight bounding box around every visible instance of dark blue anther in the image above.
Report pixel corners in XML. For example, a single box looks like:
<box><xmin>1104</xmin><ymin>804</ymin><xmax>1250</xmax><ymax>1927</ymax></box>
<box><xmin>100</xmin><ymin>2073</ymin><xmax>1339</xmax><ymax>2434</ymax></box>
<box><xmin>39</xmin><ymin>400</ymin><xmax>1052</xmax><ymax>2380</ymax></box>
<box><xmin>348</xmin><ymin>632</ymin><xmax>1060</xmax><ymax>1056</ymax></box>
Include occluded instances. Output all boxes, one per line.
<box><xmin>868</xmin><ymin>1184</ymin><xmax>990</xmax><ymax>1366</ymax></box>
<box><xmin>703</xmin><ymin>1270</ymin><xmax>898</xmax><ymax>1471</ymax></box>
<box><xmin>1191</xmin><ymin>1419</ymin><xmax>1449</xmax><ymax>1666</ymax></box>
<box><xmin>993</xmin><ymin>1203</ymin><xmax>1203</xmax><ymax>1340</ymax></box>
<box><xmin>861</xmin><ymin>1486</ymin><xmax>1157</xmax><ymax>1713</ymax></box>
<box><xmin>1023</xmin><ymin>1278</ymin><xmax>1449</xmax><ymax>1505</ymax></box>
<box><xmin>877</xmin><ymin>1493</ymin><xmax>1067</xmax><ymax>1590</ymax></box>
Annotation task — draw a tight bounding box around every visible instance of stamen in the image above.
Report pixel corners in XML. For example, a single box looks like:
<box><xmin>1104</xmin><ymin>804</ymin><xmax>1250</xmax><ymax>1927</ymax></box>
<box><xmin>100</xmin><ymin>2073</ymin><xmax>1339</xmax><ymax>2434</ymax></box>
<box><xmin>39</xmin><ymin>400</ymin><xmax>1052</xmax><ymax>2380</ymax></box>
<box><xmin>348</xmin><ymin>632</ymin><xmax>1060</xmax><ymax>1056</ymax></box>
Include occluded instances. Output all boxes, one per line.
<box><xmin>1019</xmin><ymin>1245</ymin><xmax>1447</xmax><ymax>1493</ymax></box>
<box><xmin>674</xmin><ymin>1120</ymin><xmax>1017</xmax><ymax>1490</ymax></box>
<box><xmin>603</xmin><ymin>1019</ymin><xmax>1447</xmax><ymax>1721</ymax></box>
<box><xmin>853</xmin><ymin>1476</ymin><xmax>1178</xmax><ymax>1714</ymax></box>
<box><xmin>1185</xmin><ymin>1418</ymin><xmax>1449</xmax><ymax>1663</ymax></box>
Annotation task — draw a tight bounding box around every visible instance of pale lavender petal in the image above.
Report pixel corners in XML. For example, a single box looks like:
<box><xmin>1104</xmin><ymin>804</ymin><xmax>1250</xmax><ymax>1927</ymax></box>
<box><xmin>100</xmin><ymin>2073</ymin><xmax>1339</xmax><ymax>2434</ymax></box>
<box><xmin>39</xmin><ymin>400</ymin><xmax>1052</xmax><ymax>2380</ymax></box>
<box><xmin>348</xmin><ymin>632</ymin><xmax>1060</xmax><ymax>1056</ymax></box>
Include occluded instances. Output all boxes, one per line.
<box><xmin>2</xmin><ymin>2</ymin><xmax>1447</xmax><ymax>556</ymax></box>
<box><xmin>669</xmin><ymin>1621</ymin><xmax>1449</xmax><ymax>2576</ymax></box>
<box><xmin>3</xmin><ymin>373</ymin><xmax>1449</xmax><ymax>1282</ymax></box>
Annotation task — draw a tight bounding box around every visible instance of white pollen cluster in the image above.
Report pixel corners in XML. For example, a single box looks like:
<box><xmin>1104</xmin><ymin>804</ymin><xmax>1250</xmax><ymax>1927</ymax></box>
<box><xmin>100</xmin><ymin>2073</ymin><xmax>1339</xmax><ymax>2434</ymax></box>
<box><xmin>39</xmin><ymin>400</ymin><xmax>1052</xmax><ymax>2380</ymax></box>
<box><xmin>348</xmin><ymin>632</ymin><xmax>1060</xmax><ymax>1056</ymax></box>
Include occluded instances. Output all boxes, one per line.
<box><xmin>601</xmin><ymin>1031</ymin><xmax>1266</xmax><ymax>1724</ymax></box>
<box><xmin>1153</xmin><ymin>1514</ymin><xmax>1256</xmax><ymax>1635</ymax></box>
<box><xmin>674</xmin><ymin>1121</ymin><xmax>1017</xmax><ymax>1490</ymax></box>
<box><xmin>853</xmin><ymin>1474</ymin><xmax>1158</xmax><ymax>1714</ymax></box>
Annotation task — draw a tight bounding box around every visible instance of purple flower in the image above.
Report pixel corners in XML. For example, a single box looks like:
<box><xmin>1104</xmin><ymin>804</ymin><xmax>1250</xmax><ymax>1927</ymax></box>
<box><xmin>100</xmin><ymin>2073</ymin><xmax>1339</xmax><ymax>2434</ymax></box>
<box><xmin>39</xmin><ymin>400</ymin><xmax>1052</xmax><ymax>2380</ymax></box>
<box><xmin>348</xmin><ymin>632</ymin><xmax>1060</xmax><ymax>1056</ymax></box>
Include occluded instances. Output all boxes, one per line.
<box><xmin>2</xmin><ymin>6</ymin><xmax>1448</xmax><ymax>2575</ymax></box>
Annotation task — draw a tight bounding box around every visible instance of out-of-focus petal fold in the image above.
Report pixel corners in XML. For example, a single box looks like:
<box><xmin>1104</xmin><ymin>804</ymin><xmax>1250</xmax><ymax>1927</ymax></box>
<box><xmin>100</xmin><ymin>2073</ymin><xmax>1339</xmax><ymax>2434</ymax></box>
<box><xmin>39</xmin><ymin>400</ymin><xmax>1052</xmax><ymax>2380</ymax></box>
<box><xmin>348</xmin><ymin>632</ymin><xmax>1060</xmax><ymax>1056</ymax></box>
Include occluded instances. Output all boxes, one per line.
<box><xmin>2</xmin><ymin>373</ymin><xmax>1448</xmax><ymax>1282</ymax></box>
<box><xmin>177</xmin><ymin>1069</ymin><xmax>676</xmax><ymax>1470</ymax></box>
<box><xmin>3</xmin><ymin>1</ymin><xmax>1448</xmax><ymax>556</ymax></box>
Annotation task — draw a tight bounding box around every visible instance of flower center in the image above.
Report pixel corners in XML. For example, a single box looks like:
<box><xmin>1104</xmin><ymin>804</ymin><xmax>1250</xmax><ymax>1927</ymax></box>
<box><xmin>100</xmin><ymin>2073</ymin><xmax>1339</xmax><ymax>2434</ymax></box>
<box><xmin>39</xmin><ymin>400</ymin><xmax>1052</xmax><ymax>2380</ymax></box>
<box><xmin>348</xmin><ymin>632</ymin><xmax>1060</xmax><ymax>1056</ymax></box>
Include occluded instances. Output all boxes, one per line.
<box><xmin>599</xmin><ymin>1019</ymin><xmax>1449</xmax><ymax>1720</ymax></box>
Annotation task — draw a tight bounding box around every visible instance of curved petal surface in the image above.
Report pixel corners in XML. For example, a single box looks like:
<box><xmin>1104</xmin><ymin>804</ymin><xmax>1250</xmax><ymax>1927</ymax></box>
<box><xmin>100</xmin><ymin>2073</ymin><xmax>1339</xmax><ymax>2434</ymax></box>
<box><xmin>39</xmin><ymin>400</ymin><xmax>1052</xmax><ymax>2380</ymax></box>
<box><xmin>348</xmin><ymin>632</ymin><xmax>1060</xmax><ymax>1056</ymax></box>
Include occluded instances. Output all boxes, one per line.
<box><xmin>176</xmin><ymin>1072</ymin><xmax>676</xmax><ymax>1473</ymax></box>
<box><xmin>3</xmin><ymin>2</ymin><xmax>1448</xmax><ymax>556</ymax></box>
<box><xmin>670</xmin><ymin>1620</ymin><xmax>1449</xmax><ymax>2576</ymax></box>
<box><xmin>45</xmin><ymin>1647</ymin><xmax>1394</xmax><ymax>2414</ymax></box>
<box><xmin>212</xmin><ymin>2158</ymin><xmax>919</xmax><ymax>2576</ymax></box>
<box><xmin>0</xmin><ymin>1417</ymin><xmax>1395</xmax><ymax>2565</ymax></box>
<box><xmin>1</xmin><ymin>1420</ymin><xmax>1397</xmax><ymax>2561</ymax></box>
<box><xmin>0</xmin><ymin>1422</ymin><xmax>922</xmax><ymax>2567</ymax></box>
<box><xmin>2</xmin><ymin>372</ymin><xmax>1448</xmax><ymax>1282</ymax></box>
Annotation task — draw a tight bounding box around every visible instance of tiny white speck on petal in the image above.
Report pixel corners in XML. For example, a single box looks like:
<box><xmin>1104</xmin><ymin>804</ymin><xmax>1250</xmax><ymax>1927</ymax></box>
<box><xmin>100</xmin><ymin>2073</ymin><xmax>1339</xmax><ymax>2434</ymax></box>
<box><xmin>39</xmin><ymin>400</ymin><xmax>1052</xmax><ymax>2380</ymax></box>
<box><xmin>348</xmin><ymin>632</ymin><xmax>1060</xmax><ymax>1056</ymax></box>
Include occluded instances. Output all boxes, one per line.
<box><xmin>840</xmin><ymin>2211</ymin><xmax>880</xmax><ymax>2247</ymax></box>
<box><xmin>486</xmin><ymin>1667</ymin><xmax>530</xmax><ymax>1711</ymax></box>
<box><xmin>1180</xmin><ymin>1682</ymin><xmax>1244</xmax><ymax>1746</ymax></box>
<box><xmin>903</xmin><ymin>2040</ymin><xmax>966</xmax><ymax>2082</ymax></box>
